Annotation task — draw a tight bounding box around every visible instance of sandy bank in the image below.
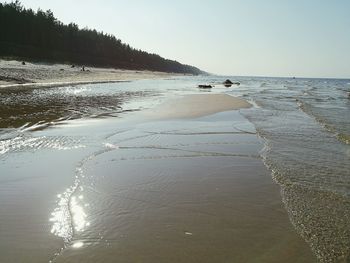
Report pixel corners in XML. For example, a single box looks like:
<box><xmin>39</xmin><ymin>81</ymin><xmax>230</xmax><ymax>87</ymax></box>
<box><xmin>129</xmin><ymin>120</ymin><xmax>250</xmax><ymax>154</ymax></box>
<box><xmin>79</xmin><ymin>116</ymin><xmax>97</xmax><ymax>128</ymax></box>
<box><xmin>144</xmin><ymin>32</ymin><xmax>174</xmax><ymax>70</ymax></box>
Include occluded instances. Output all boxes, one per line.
<box><xmin>0</xmin><ymin>59</ymin><xmax>182</xmax><ymax>89</ymax></box>
<box><xmin>146</xmin><ymin>94</ymin><xmax>252</xmax><ymax>119</ymax></box>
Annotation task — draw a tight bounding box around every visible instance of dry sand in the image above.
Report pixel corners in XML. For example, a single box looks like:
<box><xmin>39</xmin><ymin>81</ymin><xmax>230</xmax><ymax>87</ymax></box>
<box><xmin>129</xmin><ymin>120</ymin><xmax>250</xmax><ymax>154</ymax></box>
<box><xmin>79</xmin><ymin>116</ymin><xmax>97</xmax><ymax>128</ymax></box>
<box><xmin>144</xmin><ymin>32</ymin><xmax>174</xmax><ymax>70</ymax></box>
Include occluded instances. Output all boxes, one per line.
<box><xmin>0</xmin><ymin>59</ymin><xmax>180</xmax><ymax>89</ymax></box>
<box><xmin>145</xmin><ymin>94</ymin><xmax>252</xmax><ymax>119</ymax></box>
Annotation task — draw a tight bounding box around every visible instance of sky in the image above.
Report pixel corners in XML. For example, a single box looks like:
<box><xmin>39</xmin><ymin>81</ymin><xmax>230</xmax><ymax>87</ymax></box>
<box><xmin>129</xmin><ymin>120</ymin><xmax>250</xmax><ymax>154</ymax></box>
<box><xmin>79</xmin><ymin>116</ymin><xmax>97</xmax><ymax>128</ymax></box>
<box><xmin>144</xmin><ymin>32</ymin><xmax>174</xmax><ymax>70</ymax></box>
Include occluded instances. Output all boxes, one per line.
<box><xmin>12</xmin><ymin>0</ymin><xmax>350</xmax><ymax>78</ymax></box>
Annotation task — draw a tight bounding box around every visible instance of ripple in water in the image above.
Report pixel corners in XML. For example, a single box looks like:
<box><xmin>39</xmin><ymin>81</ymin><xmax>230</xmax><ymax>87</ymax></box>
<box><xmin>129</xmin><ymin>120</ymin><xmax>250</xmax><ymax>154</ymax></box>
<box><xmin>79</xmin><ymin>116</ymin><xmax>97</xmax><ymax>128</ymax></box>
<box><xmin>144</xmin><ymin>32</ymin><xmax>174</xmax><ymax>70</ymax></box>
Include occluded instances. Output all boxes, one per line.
<box><xmin>0</xmin><ymin>134</ymin><xmax>85</xmax><ymax>156</ymax></box>
<box><xmin>240</xmin><ymin>77</ymin><xmax>350</xmax><ymax>262</ymax></box>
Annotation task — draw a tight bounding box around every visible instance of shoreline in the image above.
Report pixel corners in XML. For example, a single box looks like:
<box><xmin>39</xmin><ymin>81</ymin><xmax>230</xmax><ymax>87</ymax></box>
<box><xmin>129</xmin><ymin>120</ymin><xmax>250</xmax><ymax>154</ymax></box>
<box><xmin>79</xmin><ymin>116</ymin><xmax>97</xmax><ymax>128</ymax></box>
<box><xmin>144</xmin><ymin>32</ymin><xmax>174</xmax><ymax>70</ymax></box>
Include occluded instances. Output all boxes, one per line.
<box><xmin>0</xmin><ymin>59</ymin><xmax>186</xmax><ymax>90</ymax></box>
<box><xmin>0</xmin><ymin>79</ymin><xmax>130</xmax><ymax>90</ymax></box>
<box><xmin>0</xmin><ymin>78</ymin><xmax>317</xmax><ymax>262</ymax></box>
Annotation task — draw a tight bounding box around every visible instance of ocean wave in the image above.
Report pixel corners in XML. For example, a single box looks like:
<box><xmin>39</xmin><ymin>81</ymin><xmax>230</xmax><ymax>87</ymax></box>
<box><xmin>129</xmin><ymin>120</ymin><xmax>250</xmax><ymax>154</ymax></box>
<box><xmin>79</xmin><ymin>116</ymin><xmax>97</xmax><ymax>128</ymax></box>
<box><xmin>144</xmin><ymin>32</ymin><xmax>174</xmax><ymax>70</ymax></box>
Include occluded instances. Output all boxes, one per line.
<box><xmin>242</xmin><ymin>80</ymin><xmax>350</xmax><ymax>262</ymax></box>
<box><xmin>297</xmin><ymin>99</ymin><xmax>350</xmax><ymax>145</ymax></box>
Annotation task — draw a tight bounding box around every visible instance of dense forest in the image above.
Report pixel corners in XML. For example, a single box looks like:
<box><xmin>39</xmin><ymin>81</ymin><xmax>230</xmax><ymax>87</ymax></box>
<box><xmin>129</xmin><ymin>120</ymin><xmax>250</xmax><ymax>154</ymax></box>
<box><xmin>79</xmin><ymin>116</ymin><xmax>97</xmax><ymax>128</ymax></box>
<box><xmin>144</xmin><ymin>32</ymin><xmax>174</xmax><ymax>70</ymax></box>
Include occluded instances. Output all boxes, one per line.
<box><xmin>0</xmin><ymin>1</ymin><xmax>202</xmax><ymax>74</ymax></box>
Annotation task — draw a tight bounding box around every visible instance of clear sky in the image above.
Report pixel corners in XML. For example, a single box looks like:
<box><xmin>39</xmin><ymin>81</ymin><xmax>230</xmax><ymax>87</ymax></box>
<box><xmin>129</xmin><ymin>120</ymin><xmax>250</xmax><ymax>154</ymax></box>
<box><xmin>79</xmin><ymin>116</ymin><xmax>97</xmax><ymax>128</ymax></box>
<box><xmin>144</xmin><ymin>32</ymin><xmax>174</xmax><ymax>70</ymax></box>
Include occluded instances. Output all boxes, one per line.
<box><xmin>13</xmin><ymin>0</ymin><xmax>350</xmax><ymax>78</ymax></box>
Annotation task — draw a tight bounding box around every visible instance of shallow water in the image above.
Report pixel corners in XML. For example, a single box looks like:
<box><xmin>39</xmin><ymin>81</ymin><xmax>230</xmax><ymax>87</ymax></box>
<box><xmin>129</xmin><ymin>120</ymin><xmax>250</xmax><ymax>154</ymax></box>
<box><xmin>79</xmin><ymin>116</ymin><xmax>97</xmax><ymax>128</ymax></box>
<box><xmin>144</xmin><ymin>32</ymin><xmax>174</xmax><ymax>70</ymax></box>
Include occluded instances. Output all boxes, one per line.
<box><xmin>226</xmin><ymin>76</ymin><xmax>350</xmax><ymax>262</ymax></box>
<box><xmin>0</xmin><ymin>76</ymin><xmax>349</xmax><ymax>262</ymax></box>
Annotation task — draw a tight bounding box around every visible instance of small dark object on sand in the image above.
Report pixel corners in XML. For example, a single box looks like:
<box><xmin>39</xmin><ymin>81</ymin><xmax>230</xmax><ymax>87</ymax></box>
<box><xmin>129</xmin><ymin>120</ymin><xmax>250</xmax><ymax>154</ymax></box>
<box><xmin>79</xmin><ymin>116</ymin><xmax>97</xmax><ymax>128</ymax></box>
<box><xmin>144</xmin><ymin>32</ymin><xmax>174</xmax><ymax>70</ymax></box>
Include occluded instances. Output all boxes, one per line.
<box><xmin>198</xmin><ymin>84</ymin><xmax>212</xmax><ymax>89</ymax></box>
<box><xmin>71</xmin><ymin>64</ymin><xmax>75</xmax><ymax>68</ymax></box>
<box><xmin>22</xmin><ymin>61</ymin><xmax>26</xmax><ymax>65</ymax></box>
<box><xmin>60</xmin><ymin>68</ymin><xmax>64</xmax><ymax>71</ymax></box>
<box><xmin>81</xmin><ymin>66</ymin><xmax>85</xmax><ymax>71</ymax></box>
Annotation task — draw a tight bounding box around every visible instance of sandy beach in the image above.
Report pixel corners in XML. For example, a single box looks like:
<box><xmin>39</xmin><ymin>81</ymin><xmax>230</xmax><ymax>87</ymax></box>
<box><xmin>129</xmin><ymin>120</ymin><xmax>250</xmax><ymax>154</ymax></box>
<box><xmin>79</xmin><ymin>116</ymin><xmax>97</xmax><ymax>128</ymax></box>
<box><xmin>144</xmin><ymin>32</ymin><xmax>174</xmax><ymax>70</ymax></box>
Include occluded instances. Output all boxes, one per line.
<box><xmin>145</xmin><ymin>94</ymin><xmax>252</xmax><ymax>119</ymax></box>
<box><xmin>2</xmin><ymin>1</ymin><xmax>349</xmax><ymax>262</ymax></box>
<box><xmin>0</xmin><ymin>59</ymin><xmax>180</xmax><ymax>89</ymax></box>
<box><xmin>0</xmin><ymin>76</ymin><xmax>317</xmax><ymax>262</ymax></box>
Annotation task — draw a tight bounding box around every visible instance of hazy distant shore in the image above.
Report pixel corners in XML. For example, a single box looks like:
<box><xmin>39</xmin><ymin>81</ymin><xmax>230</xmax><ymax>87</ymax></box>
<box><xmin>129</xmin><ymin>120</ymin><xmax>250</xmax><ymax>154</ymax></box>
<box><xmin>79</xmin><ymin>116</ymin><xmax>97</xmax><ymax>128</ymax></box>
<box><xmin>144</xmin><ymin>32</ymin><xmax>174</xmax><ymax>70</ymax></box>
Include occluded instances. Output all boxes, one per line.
<box><xmin>0</xmin><ymin>59</ymin><xmax>184</xmax><ymax>89</ymax></box>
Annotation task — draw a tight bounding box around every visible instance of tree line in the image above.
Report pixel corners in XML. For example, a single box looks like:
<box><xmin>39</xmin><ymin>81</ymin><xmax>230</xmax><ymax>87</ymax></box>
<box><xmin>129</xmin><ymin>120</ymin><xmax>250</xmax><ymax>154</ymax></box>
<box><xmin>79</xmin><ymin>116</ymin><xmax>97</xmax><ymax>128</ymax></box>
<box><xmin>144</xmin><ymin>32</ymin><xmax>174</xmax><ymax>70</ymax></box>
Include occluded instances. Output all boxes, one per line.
<box><xmin>0</xmin><ymin>1</ymin><xmax>202</xmax><ymax>74</ymax></box>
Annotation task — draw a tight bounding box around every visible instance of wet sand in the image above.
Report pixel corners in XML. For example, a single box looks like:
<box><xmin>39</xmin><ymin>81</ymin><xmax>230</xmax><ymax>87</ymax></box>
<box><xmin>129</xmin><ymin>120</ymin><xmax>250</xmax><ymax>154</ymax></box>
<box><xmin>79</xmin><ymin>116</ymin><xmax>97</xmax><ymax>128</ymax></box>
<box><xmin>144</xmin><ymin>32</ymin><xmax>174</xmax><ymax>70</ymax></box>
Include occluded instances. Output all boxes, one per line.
<box><xmin>0</xmin><ymin>90</ymin><xmax>316</xmax><ymax>262</ymax></box>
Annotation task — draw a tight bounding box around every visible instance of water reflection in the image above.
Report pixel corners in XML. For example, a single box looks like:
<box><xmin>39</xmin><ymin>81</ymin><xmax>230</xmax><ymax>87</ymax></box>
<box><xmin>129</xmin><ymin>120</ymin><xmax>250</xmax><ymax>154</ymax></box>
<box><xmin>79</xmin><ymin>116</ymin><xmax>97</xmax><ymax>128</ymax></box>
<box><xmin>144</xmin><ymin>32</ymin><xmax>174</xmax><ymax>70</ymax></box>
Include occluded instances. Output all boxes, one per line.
<box><xmin>50</xmin><ymin>189</ymin><xmax>74</xmax><ymax>242</ymax></box>
<box><xmin>0</xmin><ymin>83</ymin><xmax>158</xmax><ymax>129</ymax></box>
<box><xmin>50</xmin><ymin>188</ymin><xmax>88</xmax><ymax>245</ymax></box>
<box><xmin>71</xmin><ymin>195</ymin><xmax>88</xmax><ymax>232</ymax></box>
<box><xmin>72</xmin><ymin>241</ymin><xmax>84</xmax><ymax>248</ymax></box>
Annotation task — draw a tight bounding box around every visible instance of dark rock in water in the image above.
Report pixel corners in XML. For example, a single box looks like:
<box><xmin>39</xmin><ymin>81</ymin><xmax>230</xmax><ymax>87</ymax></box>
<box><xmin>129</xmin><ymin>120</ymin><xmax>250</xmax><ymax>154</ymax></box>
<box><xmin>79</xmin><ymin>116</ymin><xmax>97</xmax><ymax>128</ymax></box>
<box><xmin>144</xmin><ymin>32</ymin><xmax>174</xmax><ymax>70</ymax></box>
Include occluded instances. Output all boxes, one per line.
<box><xmin>198</xmin><ymin>84</ymin><xmax>212</xmax><ymax>89</ymax></box>
<box><xmin>22</xmin><ymin>61</ymin><xmax>26</xmax><ymax>65</ymax></box>
<box><xmin>223</xmin><ymin>79</ymin><xmax>240</xmax><ymax>87</ymax></box>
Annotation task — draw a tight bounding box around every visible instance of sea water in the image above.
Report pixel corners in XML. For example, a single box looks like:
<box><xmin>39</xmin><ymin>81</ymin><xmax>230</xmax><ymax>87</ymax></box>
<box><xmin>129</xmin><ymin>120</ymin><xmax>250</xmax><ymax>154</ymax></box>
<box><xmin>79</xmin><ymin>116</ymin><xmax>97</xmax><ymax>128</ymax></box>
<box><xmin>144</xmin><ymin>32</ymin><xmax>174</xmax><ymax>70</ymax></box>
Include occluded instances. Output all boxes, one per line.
<box><xmin>225</xmin><ymin>76</ymin><xmax>350</xmax><ymax>261</ymax></box>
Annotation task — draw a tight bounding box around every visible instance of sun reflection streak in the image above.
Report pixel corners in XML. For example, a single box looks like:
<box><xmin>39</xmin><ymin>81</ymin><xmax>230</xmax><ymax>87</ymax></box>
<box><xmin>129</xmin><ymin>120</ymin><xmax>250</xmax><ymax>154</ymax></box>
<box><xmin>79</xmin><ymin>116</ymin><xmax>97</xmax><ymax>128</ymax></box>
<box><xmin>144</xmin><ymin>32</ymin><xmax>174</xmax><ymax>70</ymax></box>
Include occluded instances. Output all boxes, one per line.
<box><xmin>50</xmin><ymin>187</ymin><xmax>89</xmax><ymax>245</ymax></box>
<box><xmin>50</xmin><ymin>153</ymin><xmax>98</xmax><ymax>250</ymax></box>
<box><xmin>49</xmin><ymin>188</ymin><xmax>74</xmax><ymax>242</ymax></box>
<box><xmin>71</xmin><ymin>196</ymin><xmax>88</xmax><ymax>232</ymax></box>
<box><xmin>72</xmin><ymin>241</ymin><xmax>84</xmax><ymax>248</ymax></box>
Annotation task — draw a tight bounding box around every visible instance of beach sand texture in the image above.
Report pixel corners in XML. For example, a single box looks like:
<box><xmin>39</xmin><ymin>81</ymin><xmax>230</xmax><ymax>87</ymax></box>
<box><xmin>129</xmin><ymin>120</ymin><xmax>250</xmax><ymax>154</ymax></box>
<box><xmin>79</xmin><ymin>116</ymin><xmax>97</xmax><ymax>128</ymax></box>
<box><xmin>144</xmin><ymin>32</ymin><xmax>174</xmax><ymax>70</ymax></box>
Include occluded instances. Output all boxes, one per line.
<box><xmin>0</xmin><ymin>60</ymin><xmax>178</xmax><ymax>89</ymax></box>
<box><xmin>145</xmin><ymin>94</ymin><xmax>252</xmax><ymax>119</ymax></box>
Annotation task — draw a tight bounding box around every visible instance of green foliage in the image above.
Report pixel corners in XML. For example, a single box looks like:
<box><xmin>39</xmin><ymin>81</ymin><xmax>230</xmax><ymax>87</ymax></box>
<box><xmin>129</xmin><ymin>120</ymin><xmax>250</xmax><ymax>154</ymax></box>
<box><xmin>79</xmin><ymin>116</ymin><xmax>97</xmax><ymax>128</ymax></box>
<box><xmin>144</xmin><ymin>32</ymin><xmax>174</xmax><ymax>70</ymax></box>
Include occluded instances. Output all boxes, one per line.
<box><xmin>0</xmin><ymin>1</ymin><xmax>202</xmax><ymax>74</ymax></box>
